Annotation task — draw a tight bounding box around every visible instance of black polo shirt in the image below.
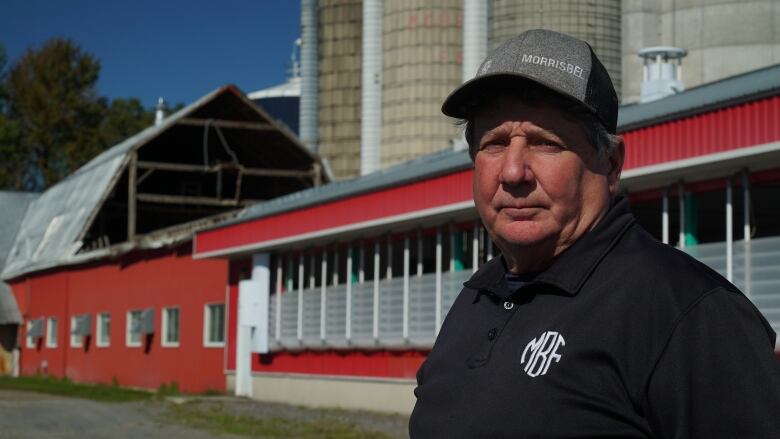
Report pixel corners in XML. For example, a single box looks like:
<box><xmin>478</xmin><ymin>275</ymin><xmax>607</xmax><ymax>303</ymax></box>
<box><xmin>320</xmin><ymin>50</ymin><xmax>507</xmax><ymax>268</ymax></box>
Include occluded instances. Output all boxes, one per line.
<box><xmin>409</xmin><ymin>198</ymin><xmax>780</xmax><ymax>438</ymax></box>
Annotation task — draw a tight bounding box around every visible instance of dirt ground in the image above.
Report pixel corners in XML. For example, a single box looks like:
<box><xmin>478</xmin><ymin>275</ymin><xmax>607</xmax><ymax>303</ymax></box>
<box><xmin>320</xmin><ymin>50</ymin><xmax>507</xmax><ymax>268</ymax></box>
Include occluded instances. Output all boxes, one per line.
<box><xmin>0</xmin><ymin>390</ymin><xmax>410</xmax><ymax>439</ymax></box>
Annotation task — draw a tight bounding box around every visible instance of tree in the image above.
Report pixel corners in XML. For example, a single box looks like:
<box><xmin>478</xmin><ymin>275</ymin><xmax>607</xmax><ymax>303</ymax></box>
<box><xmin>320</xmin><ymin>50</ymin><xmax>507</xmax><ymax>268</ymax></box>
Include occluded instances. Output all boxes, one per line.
<box><xmin>4</xmin><ymin>38</ymin><xmax>106</xmax><ymax>190</ymax></box>
<box><xmin>99</xmin><ymin>97</ymin><xmax>154</xmax><ymax>148</ymax></box>
<box><xmin>0</xmin><ymin>38</ymin><xmax>163</xmax><ymax>192</ymax></box>
<box><xmin>0</xmin><ymin>44</ymin><xmax>24</xmax><ymax>189</ymax></box>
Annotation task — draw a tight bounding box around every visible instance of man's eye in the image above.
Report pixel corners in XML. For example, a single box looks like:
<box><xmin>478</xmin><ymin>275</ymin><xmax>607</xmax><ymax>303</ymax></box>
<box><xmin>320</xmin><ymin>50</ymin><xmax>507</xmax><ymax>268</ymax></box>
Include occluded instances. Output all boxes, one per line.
<box><xmin>480</xmin><ymin>142</ymin><xmax>505</xmax><ymax>152</ymax></box>
<box><xmin>535</xmin><ymin>139</ymin><xmax>563</xmax><ymax>150</ymax></box>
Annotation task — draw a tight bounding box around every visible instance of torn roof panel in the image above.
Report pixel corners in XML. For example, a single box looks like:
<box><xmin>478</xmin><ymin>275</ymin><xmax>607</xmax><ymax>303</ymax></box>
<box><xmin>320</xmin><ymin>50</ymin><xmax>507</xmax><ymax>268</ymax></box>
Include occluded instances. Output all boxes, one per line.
<box><xmin>1</xmin><ymin>154</ymin><xmax>126</xmax><ymax>280</ymax></box>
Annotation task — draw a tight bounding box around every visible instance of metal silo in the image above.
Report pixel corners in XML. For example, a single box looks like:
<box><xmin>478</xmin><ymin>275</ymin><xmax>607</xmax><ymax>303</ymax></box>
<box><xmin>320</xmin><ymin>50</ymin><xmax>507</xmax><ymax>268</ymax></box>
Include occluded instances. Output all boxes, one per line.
<box><xmin>318</xmin><ymin>0</ymin><xmax>363</xmax><ymax>179</ymax></box>
<box><xmin>489</xmin><ymin>0</ymin><xmax>622</xmax><ymax>98</ymax></box>
<box><xmin>380</xmin><ymin>0</ymin><xmax>464</xmax><ymax>169</ymax></box>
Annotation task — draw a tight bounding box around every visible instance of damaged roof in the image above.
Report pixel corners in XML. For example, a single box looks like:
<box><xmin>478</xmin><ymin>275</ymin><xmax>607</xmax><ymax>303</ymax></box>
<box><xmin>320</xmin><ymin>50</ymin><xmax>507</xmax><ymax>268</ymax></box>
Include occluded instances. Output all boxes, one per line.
<box><xmin>2</xmin><ymin>85</ymin><xmax>324</xmax><ymax>281</ymax></box>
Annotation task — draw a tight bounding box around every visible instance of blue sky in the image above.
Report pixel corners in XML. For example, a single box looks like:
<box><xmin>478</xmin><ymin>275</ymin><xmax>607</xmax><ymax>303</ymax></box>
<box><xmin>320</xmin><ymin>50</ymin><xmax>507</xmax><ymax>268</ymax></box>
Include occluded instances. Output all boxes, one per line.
<box><xmin>1</xmin><ymin>0</ymin><xmax>301</xmax><ymax>107</ymax></box>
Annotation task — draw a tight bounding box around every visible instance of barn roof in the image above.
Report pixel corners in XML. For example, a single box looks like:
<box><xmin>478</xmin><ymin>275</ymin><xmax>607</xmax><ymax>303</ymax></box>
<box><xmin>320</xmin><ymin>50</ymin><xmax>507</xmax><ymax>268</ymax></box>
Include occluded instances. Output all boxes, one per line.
<box><xmin>2</xmin><ymin>85</ymin><xmax>325</xmax><ymax>280</ymax></box>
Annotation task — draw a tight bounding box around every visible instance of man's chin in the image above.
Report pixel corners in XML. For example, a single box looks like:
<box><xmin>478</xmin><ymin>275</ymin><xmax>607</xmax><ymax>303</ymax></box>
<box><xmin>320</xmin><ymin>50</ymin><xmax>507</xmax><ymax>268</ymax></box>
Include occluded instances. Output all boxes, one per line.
<box><xmin>493</xmin><ymin>221</ymin><xmax>555</xmax><ymax>245</ymax></box>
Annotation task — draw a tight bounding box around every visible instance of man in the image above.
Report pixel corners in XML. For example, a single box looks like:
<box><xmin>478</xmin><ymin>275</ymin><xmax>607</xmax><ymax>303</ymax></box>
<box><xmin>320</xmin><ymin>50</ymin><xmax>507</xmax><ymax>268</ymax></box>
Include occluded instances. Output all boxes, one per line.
<box><xmin>409</xmin><ymin>29</ymin><xmax>780</xmax><ymax>438</ymax></box>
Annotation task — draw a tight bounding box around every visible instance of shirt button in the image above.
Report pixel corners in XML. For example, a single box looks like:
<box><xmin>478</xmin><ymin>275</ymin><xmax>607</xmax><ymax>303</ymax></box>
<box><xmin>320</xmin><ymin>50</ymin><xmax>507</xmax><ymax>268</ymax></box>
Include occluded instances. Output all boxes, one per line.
<box><xmin>487</xmin><ymin>328</ymin><xmax>497</xmax><ymax>340</ymax></box>
<box><xmin>503</xmin><ymin>301</ymin><xmax>514</xmax><ymax>310</ymax></box>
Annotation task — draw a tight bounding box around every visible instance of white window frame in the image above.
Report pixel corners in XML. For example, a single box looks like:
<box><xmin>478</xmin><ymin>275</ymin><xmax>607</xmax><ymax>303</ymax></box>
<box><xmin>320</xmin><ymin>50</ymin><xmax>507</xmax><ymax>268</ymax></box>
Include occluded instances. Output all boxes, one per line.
<box><xmin>96</xmin><ymin>312</ymin><xmax>110</xmax><ymax>348</ymax></box>
<box><xmin>161</xmin><ymin>306</ymin><xmax>180</xmax><ymax>348</ymax></box>
<box><xmin>203</xmin><ymin>303</ymin><xmax>225</xmax><ymax>348</ymax></box>
<box><xmin>46</xmin><ymin>317</ymin><xmax>57</xmax><ymax>348</ymax></box>
<box><xmin>126</xmin><ymin>310</ymin><xmax>142</xmax><ymax>347</ymax></box>
<box><xmin>26</xmin><ymin>319</ymin><xmax>36</xmax><ymax>348</ymax></box>
<box><xmin>70</xmin><ymin>316</ymin><xmax>83</xmax><ymax>348</ymax></box>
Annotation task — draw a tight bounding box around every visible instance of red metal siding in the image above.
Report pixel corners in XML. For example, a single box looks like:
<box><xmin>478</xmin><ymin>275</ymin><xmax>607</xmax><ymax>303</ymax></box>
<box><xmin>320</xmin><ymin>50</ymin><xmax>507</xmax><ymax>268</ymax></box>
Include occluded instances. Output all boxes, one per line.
<box><xmin>11</xmin><ymin>244</ymin><xmax>228</xmax><ymax>393</ymax></box>
<box><xmin>195</xmin><ymin>169</ymin><xmax>474</xmax><ymax>256</ymax></box>
<box><xmin>622</xmin><ymin>96</ymin><xmax>780</xmax><ymax>170</ymax></box>
<box><xmin>251</xmin><ymin>351</ymin><xmax>425</xmax><ymax>379</ymax></box>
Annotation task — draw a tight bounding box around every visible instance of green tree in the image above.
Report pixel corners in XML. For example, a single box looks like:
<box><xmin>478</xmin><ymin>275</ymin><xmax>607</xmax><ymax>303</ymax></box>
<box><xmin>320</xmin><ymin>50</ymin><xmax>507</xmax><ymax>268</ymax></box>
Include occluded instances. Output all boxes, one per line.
<box><xmin>99</xmin><ymin>97</ymin><xmax>154</xmax><ymax>148</ymax></box>
<box><xmin>5</xmin><ymin>38</ymin><xmax>106</xmax><ymax>190</ymax></box>
<box><xmin>0</xmin><ymin>44</ymin><xmax>24</xmax><ymax>189</ymax></box>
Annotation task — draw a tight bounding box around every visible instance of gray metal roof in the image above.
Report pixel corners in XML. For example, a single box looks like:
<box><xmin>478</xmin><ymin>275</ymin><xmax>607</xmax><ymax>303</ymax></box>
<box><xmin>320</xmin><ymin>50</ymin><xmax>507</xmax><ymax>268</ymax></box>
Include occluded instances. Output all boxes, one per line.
<box><xmin>2</xmin><ymin>85</ymin><xmax>321</xmax><ymax>281</ymax></box>
<box><xmin>207</xmin><ymin>64</ymin><xmax>780</xmax><ymax>235</ymax></box>
<box><xmin>618</xmin><ymin>63</ymin><xmax>780</xmax><ymax>131</ymax></box>
<box><xmin>0</xmin><ymin>191</ymin><xmax>38</xmax><ymax>324</ymax></box>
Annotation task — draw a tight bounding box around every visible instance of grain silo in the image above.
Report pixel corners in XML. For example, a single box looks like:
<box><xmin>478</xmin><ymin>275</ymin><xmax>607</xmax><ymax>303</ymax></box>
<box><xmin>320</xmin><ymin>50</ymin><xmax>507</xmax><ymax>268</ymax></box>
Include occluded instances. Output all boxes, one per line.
<box><xmin>489</xmin><ymin>0</ymin><xmax>623</xmax><ymax>99</ymax></box>
<box><xmin>380</xmin><ymin>0</ymin><xmax>464</xmax><ymax>169</ymax></box>
<box><xmin>622</xmin><ymin>0</ymin><xmax>780</xmax><ymax>104</ymax></box>
<box><xmin>317</xmin><ymin>0</ymin><xmax>363</xmax><ymax>178</ymax></box>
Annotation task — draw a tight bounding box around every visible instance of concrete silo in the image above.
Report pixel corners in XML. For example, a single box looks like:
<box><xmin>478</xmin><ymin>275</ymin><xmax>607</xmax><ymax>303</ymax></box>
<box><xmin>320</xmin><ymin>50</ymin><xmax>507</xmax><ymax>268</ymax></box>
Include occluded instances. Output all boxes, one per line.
<box><xmin>489</xmin><ymin>0</ymin><xmax>623</xmax><ymax>98</ymax></box>
<box><xmin>380</xmin><ymin>0</ymin><xmax>464</xmax><ymax>169</ymax></box>
<box><xmin>317</xmin><ymin>0</ymin><xmax>363</xmax><ymax>178</ymax></box>
<box><xmin>622</xmin><ymin>0</ymin><xmax>780</xmax><ymax>104</ymax></box>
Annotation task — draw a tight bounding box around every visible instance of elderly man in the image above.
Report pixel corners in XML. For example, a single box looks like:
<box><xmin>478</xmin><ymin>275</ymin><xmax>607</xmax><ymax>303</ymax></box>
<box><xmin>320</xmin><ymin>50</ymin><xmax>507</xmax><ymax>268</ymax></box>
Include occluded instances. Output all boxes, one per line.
<box><xmin>409</xmin><ymin>29</ymin><xmax>780</xmax><ymax>438</ymax></box>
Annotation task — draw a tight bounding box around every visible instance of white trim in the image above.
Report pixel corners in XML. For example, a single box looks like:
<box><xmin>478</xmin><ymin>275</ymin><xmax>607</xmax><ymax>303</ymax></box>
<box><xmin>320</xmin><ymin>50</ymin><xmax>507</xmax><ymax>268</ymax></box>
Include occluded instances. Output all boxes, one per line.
<box><xmin>297</xmin><ymin>254</ymin><xmax>304</xmax><ymax>342</ymax></box>
<box><xmin>372</xmin><ymin>241</ymin><xmax>380</xmax><ymax>341</ymax></box>
<box><xmin>320</xmin><ymin>248</ymin><xmax>327</xmax><ymax>341</ymax></box>
<box><xmin>70</xmin><ymin>316</ymin><xmax>83</xmax><ymax>348</ymax></box>
<box><xmin>203</xmin><ymin>302</ymin><xmax>226</xmax><ymax>348</ymax></box>
<box><xmin>621</xmin><ymin>140</ymin><xmax>780</xmax><ymax>192</ymax></box>
<box><xmin>96</xmin><ymin>312</ymin><xmax>110</xmax><ymax>348</ymax></box>
<box><xmin>194</xmin><ymin>200</ymin><xmax>476</xmax><ymax>259</ymax></box>
<box><xmin>45</xmin><ymin>317</ymin><xmax>57</xmax><ymax>348</ymax></box>
<box><xmin>345</xmin><ymin>246</ymin><xmax>353</xmax><ymax>342</ymax></box>
<box><xmin>126</xmin><ymin>310</ymin><xmax>142</xmax><ymax>347</ymax></box>
<box><xmin>161</xmin><ymin>306</ymin><xmax>181</xmax><ymax>348</ymax></box>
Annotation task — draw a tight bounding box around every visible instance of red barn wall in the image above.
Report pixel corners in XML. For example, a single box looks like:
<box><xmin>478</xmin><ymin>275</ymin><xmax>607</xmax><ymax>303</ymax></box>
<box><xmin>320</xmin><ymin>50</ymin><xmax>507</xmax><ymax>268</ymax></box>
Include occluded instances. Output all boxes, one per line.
<box><xmin>11</xmin><ymin>243</ymin><xmax>228</xmax><ymax>393</ymax></box>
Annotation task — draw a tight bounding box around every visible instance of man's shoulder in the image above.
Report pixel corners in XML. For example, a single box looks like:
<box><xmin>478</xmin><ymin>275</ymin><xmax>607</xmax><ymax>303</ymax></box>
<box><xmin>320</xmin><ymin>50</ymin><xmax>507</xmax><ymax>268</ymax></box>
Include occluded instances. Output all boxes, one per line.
<box><xmin>595</xmin><ymin>222</ymin><xmax>741</xmax><ymax>312</ymax></box>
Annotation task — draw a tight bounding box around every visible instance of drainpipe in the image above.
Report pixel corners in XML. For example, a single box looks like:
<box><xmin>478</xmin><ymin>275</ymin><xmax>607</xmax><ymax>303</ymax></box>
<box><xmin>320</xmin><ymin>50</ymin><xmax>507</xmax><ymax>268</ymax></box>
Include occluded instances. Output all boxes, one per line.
<box><xmin>361</xmin><ymin>0</ymin><xmax>382</xmax><ymax>175</ymax></box>
<box><xmin>300</xmin><ymin>0</ymin><xmax>319</xmax><ymax>153</ymax></box>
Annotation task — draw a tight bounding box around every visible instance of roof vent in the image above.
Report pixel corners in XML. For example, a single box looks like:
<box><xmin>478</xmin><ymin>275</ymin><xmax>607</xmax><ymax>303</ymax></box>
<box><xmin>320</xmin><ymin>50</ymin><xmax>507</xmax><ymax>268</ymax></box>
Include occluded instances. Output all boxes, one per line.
<box><xmin>638</xmin><ymin>47</ymin><xmax>687</xmax><ymax>103</ymax></box>
<box><xmin>155</xmin><ymin>97</ymin><xmax>167</xmax><ymax>125</ymax></box>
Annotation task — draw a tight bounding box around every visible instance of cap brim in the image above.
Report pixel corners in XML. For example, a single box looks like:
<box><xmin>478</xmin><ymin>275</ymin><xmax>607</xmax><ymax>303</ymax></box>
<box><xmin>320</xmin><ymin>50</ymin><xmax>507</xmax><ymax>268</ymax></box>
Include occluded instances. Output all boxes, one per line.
<box><xmin>441</xmin><ymin>72</ymin><xmax>599</xmax><ymax>120</ymax></box>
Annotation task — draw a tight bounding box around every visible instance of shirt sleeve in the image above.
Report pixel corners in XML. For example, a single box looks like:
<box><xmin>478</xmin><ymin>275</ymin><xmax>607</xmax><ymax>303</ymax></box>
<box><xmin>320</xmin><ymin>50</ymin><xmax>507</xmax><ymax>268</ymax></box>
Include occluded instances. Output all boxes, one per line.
<box><xmin>643</xmin><ymin>287</ymin><xmax>780</xmax><ymax>438</ymax></box>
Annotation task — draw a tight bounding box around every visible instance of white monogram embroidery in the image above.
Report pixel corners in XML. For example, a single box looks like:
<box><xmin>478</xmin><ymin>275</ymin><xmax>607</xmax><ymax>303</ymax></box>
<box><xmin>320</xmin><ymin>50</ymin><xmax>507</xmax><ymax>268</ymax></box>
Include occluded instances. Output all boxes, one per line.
<box><xmin>520</xmin><ymin>331</ymin><xmax>565</xmax><ymax>377</ymax></box>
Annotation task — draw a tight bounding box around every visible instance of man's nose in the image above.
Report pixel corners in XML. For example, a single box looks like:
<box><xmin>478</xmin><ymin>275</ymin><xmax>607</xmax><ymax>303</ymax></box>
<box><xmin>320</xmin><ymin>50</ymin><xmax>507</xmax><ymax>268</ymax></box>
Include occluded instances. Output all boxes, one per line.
<box><xmin>499</xmin><ymin>140</ymin><xmax>533</xmax><ymax>186</ymax></box>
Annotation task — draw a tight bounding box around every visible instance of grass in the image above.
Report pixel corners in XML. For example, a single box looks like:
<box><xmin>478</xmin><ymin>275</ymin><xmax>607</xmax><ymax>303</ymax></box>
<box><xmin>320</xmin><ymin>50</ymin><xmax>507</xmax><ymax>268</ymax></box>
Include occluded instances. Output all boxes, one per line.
<box><xmin>0</xmin><ymin>375</ymin><xmax>153</xmax><ymax>402</ymax></box>
<box><xmin>166</xmin><ymin>402</ymin><xmax>394</xmax><ymax>439</ymax></box>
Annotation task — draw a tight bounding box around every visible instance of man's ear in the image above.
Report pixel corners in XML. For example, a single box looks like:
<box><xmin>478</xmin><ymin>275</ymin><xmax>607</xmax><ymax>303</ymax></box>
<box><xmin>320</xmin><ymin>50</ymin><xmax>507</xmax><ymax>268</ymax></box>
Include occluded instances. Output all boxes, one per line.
<box><xmin>607</xmin><ymin>137</ymin><xmax>625</xmax><ymax>195</ymax></box>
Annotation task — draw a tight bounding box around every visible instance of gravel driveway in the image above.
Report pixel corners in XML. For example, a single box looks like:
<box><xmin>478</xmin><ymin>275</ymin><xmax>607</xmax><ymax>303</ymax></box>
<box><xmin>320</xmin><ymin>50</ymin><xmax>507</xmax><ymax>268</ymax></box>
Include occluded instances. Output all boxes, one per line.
<box><xmin>0</xmin><ymin>390</ymin><xmax>409</xmax><ymax>439</ymax></box>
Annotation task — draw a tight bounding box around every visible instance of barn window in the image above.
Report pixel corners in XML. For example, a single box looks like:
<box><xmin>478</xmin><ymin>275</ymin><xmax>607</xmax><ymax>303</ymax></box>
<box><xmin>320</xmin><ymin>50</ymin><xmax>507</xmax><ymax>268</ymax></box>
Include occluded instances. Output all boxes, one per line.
<box><xmin>46</xmin><ymin>317</ymin><xmax>58</xmax><ymax>348</ymax></box>
<box><xmin>203</xmin><ymin>303</ymin><xmax>225</xmax><ymax>347</ymax></box>
<box><xmin>96</xmin><ymin>313</ymin><xmax>110</xmax><ymax>347</ymax></box>
<box><xmin>126</xmin><ymin>310</ymin><xmax>142</xmax><ymax>347</ymax></box>
<box><xmin>162</xmin><ymin>307</ymin><xmax>180</xmax><ymax>347</ymax></box>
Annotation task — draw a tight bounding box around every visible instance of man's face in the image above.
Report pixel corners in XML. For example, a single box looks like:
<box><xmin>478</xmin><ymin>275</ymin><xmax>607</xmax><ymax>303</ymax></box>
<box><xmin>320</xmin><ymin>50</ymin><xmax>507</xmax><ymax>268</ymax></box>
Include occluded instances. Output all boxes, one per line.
<box><xmin>472</xmin><ymin>94</ymin><xmax>622</xmax><ymax>263</ymax></box>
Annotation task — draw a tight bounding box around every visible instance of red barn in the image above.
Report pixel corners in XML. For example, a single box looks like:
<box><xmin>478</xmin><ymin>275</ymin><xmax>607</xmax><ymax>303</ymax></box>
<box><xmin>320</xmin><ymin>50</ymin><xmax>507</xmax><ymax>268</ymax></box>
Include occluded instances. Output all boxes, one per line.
<box><xmin>3</xmin><ymin>85</ymin><xmax>326</xmax><ymax>393</ymax></box>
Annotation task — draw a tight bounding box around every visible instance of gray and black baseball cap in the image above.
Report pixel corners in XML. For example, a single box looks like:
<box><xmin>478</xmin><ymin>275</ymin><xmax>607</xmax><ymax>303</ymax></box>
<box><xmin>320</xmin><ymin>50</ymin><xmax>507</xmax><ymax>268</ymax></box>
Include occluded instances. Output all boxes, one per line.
<box><xmin>442</xmin><ymin>29</ymin><xmax>618</xmax><ymax>134</ymax></box>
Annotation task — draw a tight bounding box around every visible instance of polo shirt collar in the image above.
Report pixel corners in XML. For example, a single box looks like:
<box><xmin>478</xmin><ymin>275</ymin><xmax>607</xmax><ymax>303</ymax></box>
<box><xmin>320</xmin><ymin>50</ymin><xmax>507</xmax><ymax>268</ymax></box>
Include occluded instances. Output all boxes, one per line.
<box><xmin>464</xmin><ymin>197</ymin><xmax>635</xmax><ymax>299</ymax></box>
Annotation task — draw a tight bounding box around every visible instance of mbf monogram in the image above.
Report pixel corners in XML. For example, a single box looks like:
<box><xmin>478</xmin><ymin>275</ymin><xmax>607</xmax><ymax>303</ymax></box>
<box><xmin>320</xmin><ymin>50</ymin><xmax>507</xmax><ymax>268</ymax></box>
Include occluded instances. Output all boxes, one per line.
<box><xmin>521</xmin><ymin>331</ymin><xmax>565</xmax><ymax>377</ymax></box>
